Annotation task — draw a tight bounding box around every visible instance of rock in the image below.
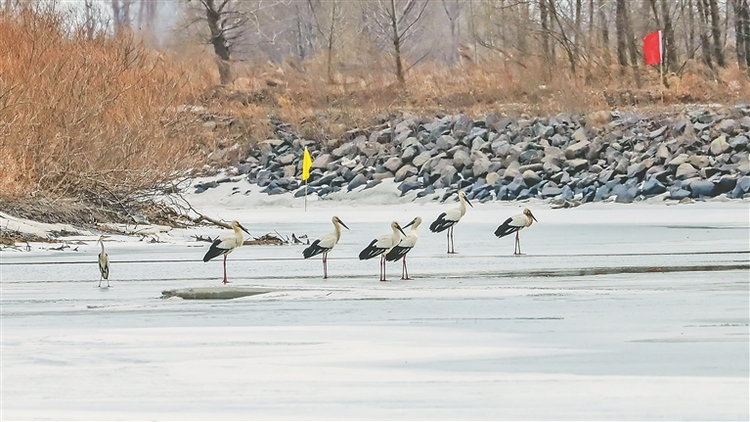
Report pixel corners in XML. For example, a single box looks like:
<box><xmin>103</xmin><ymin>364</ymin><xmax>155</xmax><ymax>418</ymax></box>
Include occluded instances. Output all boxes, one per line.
<box><xmin>332</xmin><ymin>142</ymin><xmax>356</xmax><ymax>157</ymax></box>
<box><xmin>394</xmin><ymin>165</ymin><xmax>418</xmax><ymax>183</ymax></box>
<box><xmin>626</xmin><ymin>162</ymin><xmax>646</xmax><ymax>179</ymax></box>
<box><xmin>729</xmin><ymin>135</ymin><xmax>748</xmax><ymax>150</ymax></box>
<box><xmin>543</xmin><ymin>161</ymin><xmax>562</xmax><ymax>175</ymax></box>
<box><xmin>689</xmin><ymin>180</ymin><xmax>715</xmax><ymax>198</ymax></box>
<box><xmin>675</xmin><ymin>163</ymin><xmax>698</xmax><ymax>179</ymax></box>
<box><xmin>565</xmin><ymin>140</ymin><xmax>590</xmax><ymax>159</ymax></box>
<box><xmin>668</xmin><ymin>187</ymin><xmax>691</xmax><ymax>200</ymax></box>
<box><xmin>347</xmin><ymin>173</ymin><xmax>368</xmax><ymax>191</ymax></box>
<box><xmin>440</xmin><ymin>165</ymin><xmax>458</xmax><ymax>185</ymax></box>
<box><xmin>572</xmin><ymin>127</ymin><xmax>588</xmax><ymax>142</ymax></box>
<box><xmin>398</xmin><ymin>180</ymin><xmax>422</xmax><ymax>196</ymax></box>
<box><xmin>640</xmin><ymin>178</ymin><xmax>666</xmax><ymax>196</ymax></box>
<box><xmin>417</xmin><ymin>185</ymin><xmax>436</xmax><ymax>198</ymax></box>
<box><xmin>668</xmin><ymin>153</ymin><xmax>689</xmax><ymax>166</ymax></box>
<box><xmin>472</xmin><ymin>155</ymin><xmax>491</xmax><ymax>177</ymax></box>
<box><xmin>710</xmin><ymin>135</ymin><xmax>731</xmax><ymax>155</ymax></box>
<box><xmin>615</xmin><ymin>186</ymin><xmax>637</xmax><ymax>203</ymax></box>
<box><xmin>522</xmin><ymin>169</ymin><xmax>542</xmax><ymax>187</ymax></box>
<box><xmin>715</xmin><ymin>119</ymin><xmax>738</xmax><ymax>134</ymax></box>
<box><xmin>283</xmin><ymin>165</ymin><xmax>296</xmax><ymax>178</ymax></box>
<box><xmin>714</xmin><ymin>175</ymin><xmax>737</xmax><ymax>195</ymax></box>
<box><xmin>383</xmin><ymin>157</ymin><xmax>403</xmax><ymax>173</ymax></box>
<box><xmin>372</xmin><ymin>171</ymin><xmax>394</xmax><ymax>181</ymax></box>
<box><xmin>566</xmin><ymin>159</ymin><xmax>589</xmax><ymax>173</ymax></box>
<box><xmin>359</xmin><ymin>142</ymin><xmax>384</xmax><ymax>157</ymax></box>
<box><xmin>412</xmin><ymin>151</ymin><xmax>432</xmax><ymax>168</ymax></box>
<box><xmin>656</xmin><ymin>145</ymin><xmax>670</xmax><ymax>161</ymax></box>
<box><xmin>453</xmin><ymin>149</ymin><xmax>471</xmax><ymax>170</ymax></box>
<box><xmin>312</xmin><ymin>154</ymin><xmax>332</xmax><ymax>169</ymax></box>
<box><xmin>436</xmin><ymin>134</ymin><xmax>458</xmax><ymax>151</ymax></box>
<box><xmin>486</xmin><ymin>171</ymin><xmax>501</xmax><ymax>185</ymax></box>
<box><xmin>541</xmin><ymin>185</ymin><xmax>562</xmax><ymax>197</ymax></box>
<box><xmin>738</xmin><ymin>175</ymin><xmax>750</xmax><ymax>193</ymax></box>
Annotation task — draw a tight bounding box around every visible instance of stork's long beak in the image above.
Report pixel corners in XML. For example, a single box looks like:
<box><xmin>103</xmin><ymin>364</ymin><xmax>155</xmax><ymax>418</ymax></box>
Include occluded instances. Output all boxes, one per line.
<box><xmin>465</xmin><ymin>197</ymin><xmax>474</xmax><ymax>208</ymax></box>
<box><xmin>239</xmin><ymin>224</ymin><xmax>251</xmax><ymax>235</ymax></box>
<box><xmin>530</xmin><ymin>212</ymin><xmax>538</xmax><ymax>223</ymax></box>
<box><xmin>339</xmin><ymin>220</ymin><xmax>350</xmax><ymax>230</ymax></box>
<box><xmin>403</xmin><ymin>218</ymin><xmax>416</xmax><ymax>229</ymax></box>
<box><xmin>396</xmin><ymin>224</ymin><xmax>407</xmax><ymax>237</ymax></box>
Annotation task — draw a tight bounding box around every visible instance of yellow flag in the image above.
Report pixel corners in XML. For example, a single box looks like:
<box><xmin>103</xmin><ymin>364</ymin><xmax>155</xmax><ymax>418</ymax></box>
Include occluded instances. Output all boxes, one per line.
<box><xmin>302</xmin><ymin>147</ymin><xmax>312</xmax><ymax>181</ymax></box>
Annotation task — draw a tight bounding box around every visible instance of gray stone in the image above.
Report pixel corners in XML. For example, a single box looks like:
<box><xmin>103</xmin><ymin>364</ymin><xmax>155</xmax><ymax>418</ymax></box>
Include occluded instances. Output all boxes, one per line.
<box><xmin>372</xmin><ymin>171</ymin><xmax>394</xmax><ymax>181</ymax></box>
<box><xmin>668</xmin><ymin>153</ymin><xmax>689</xmax><ymax>166</ymax></box>
<box><xmin>541</xmin><ymin>185</ymin><xmax>562</xmax><ymax>197</ymax></box>
<box><xmin>486</xmin><ymin>171</ymin><xmax>501</xmax><ymax>185</ymax></box>
<box><xmin>283</xmin><ymin>165</ymin><xmax>296</xmax><ymax>178</ymax></box>
<box><xmin>332</xmin><ymin>142</ymin><xmax>356</xmax><ymax>158</ymax></box>
<box><xmin>394</xmin><ymin>165</ymin><xmax>418</xmax><ymax>183</ymax></box>
<box><xmin>522</xmin><ymin>170</ymin><xmax>542</xmax><ymax>187</ymax></box>
<box><xmin>507</xmin><ymin>177</ymin><xmax>525</xmax><ymax>195</ymax></box>
<box><xmin>453</xmin><ymin>150</ymin><xmax>471</xmax><ymax>170</ymax></box>
<box><xmin>668</xmin><ymin>187</ymin><xmax>691</xmax><ymax>200</ymax></box>
<box><xmin>504</xmin><ymin>161</ymin><xmax>521</xmax><ymax>180</ymax></box>
<box><xmin>627</xmin><ymin>162</ymin><xmax>646</xmax><ymax>179</ymax></box>
<box><xmin>436</xmin><ymin>134</ymin><xmax>458</xmax><ymax>151</ymax></box>
<box><xmin>412</xmin><ymin>151</ymin><xmax>432</xmax><ymax>168</ymax></box>
<box><xmin>640</xmin><ymin>178</ymin><xmax>666</xmax><ymax>196</ymax></box>
<box><xmin>615</xmin><ymin>186</ymin><xmax>637</xmax><ymax>203</ymax></box>
<box><xmin>543</xmin><ymin>146</ymin><xmax>564</xmax><ymax>162</ymax></box>
<box><xmin>738</xmin><ymin>175</ymin><xmax>750</xmax><ymax>192</ymax></box>
<box><xmin>716</xmin><ymin>119</ymin><xmax>738</xmax><ymax>134</ymax></box>
<box><xmin>675</xmin><ymin>163</ymin><xmax>698</xmax><ymax>179</ymax></box>
<box><xmin>543</xmin><ymin>161</ymin><xmax>562</xmax><ymax>175</ymax></box>
<box><xmin>278</xmin><ymin>153</ymin><xmax>295</xmax><ymax>165</ymax></box>
<box><xmin>572</xmin><ymin>127</ymin><xmax>588</xmax><ymax>143</ymax></box>
<box><xmin>689</xmin><ymin>180</ymin><xmax>715</xmax><ymax>198</ymax></box>
<box><xmin>729</xmin><ymin>135</ymin><xmax>748</xmax><ymax>150</ymax></box>
<box><xmin>710</xmin><ymin>135</ymin><xmax>731</xmax><ymax>155</ymax></box>
<box><xmin>565</xmin><ymin>140</ymin><xmax>590</xmax><ymax>159</ymax></box>
<box><xmin>472</xmin><ymin>156</ymin><xmax>491</xmax><ymax>177</ymax></box>
<box><xmin>312</xmin><ymin>153</ymin><xmax>332</xmax><ymax>169</ymax></box>
<box><xmin>657</xmin><ymin>145</ymin><xmax>670</xmax><ymax>161</ymax></box>
<box><xmin>566</xmin><ymin>159</ymin><xmax>589</xmax><ymax>173</ymax></box>
<box><xmin>440</xmin><ymin>165</ymin><xmax>458</xmax><ymax>185</ymax></box>
<box><xmin>383</xmin><ymin>157</ymin><xmax>403</xmax><ymax>173</ymax></box>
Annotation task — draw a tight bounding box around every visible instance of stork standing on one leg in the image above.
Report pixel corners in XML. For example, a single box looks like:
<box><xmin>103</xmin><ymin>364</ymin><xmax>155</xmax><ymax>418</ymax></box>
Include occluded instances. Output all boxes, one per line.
<box><xmin>385</xmin><ymin>216</ymin><xmax>421</xmax><ymax>280</ymax></box>
<box><xmin>494</xmin><ymin>208</ymin><xmax>538</xmax><ymax>255</ymax></box>
<box><xmin>303</xmin><ymin>216</ymin><xmax>349</xmax><ymax>279</ymax></box>
<box><xmin>203</xmin><ymin>220</ymin><xmax>251</xmax><ymax>284</ymax></box>
<box><xmin>97</xmin><ymin>235</ymin><xmax>110</xmax><ymax>288</ymax></box>
<box><xmin>429</xmin><ymin>191</ymin><xmax>473</xmax><ymax>254</ymax></box>
<box><xmin>359</xmin><ymin>221</ymin><xmax>406</xmax><ymax>281</ymax></box>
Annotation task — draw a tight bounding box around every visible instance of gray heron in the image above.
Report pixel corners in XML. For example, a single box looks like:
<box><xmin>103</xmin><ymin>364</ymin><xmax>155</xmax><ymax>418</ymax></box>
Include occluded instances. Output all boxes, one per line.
<box><xmin>303</xmin><ymin>216</ymin><xmax>350</xmax><ymax>279</ymax></box>
<box><xmin>429</xmin><ymin>190</ymin><xmax>473</xmax><ymax>254</ymax></box>
<box><xmin>385</xmin><ymin>216</ymin><xmax>421</xmax><ymax>280</ymax></box>
<box><xmin>359</xmin><ymin>221</ymin><xmax>407</xmax><ymax>281</ymax></box>
<box><xmin>203</xmin><ymin>220</ymin><xmax>251</xmax><ymax>284</ymax></box>
<box><xmin>495</xmin><ymin>208</ymin><xmax>538</xmax><ymax>255</ymax></box>
<box><xmin>97</xmin><ymin>235</ymin><xmax>110</xmax><ymax>288</ymax></box>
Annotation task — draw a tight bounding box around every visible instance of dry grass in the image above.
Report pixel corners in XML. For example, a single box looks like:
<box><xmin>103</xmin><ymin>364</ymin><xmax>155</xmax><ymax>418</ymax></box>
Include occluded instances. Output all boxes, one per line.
<box><xmin>2</xmin><ymin>6</ymin><xmax>748</xmax><ymax>216</ymax></box>
<box><xmin>0</xmin><ymin>8</ymin><xmax>212</xmax><ymax>204</ymax></box>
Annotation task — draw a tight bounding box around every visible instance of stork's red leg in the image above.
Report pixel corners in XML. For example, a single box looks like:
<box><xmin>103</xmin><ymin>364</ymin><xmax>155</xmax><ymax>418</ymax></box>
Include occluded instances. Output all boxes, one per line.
<box><xmin>323</xmin><ymin>251</ymin><xmax>328</xmax><ymax>279</ymax></box>
<box><xmin>222</xmin><ymin>254</ymin><xmax>230</xmax><ymax>284</ymax></box>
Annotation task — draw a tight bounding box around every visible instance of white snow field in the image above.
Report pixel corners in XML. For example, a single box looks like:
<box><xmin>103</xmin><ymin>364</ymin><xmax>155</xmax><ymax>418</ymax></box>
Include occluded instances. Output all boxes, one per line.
<box><xmin>1</xmin><ymin>192</ymin><xmax>749</xmax><ymax>420</ymax></box>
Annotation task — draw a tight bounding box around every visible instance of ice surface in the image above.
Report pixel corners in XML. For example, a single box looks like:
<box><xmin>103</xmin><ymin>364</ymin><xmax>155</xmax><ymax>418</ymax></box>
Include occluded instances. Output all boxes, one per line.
<box><xmin>1</xmin><ymin>196</ymin><xmax>749</xmax><ymax>420</ymax></box>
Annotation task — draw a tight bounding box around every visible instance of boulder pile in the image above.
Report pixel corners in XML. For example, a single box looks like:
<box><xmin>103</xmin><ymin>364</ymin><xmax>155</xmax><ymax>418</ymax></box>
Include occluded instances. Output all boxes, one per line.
<box><xmin>195</xmin><ymin>105</ymin><xmax>750</xmax><ymax>204</ymax></box>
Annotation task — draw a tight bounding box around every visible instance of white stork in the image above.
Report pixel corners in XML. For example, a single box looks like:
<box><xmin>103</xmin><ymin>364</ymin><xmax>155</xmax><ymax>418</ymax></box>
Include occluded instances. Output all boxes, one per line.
<box><xmin>359</xmin><ymin>221</ymin><xmax>407</xmax><ymax>282</ymax></box>
<box><xmin>385</xmin><ymin>216</ymin><xmax>421</xmax><ymax>280</ymax></box>
<box><xmin>429</xmin><ymin>190</ymin><xmax>473</xmax><ymax>254</ymax></box>
<box><xmin>203</xmin><ymin>220</ymin><xmax>251</xmax><ymax>284</ymax></box>
<box><xmin>97</xmin><ymin>235</ymin><xmax>110</xmax><ymax>288</ymax></box>
<box><xmin>494</xmin><ymin>208</ymin><xmax>538</xmax><ymax>255</ymax></box>
<box><xmin>303</xmin><ymin>216</ymin><xmax>350</xmax><ymax>279</ymax></box>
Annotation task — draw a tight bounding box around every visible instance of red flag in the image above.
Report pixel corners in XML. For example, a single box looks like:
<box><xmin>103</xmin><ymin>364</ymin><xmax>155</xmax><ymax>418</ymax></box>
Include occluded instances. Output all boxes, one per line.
<box><xmin>643</xmin><ymin>30</ymin><xmax>662</xmax><ymax>65</ymax></box>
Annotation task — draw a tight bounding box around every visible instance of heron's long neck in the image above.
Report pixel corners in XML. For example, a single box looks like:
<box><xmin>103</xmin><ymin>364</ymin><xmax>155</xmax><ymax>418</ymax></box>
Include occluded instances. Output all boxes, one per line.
<box><xmin>99</xmin><ymin>241</ymin><xmax>105</xmax><ymax>254</ymax></box>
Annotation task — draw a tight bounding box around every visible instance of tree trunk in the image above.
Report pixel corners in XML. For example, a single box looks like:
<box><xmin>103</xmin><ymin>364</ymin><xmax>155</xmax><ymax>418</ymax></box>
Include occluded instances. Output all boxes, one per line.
<box><xmin>389</xmin><ymin>0</ymin><xmax>405</xmax><ymax>84</ymax></box>
<box><xmin>540</xmin><ymin>0</ymin><xmax>551</xmax><ymax>64</ymax></box>
<box><xmin>735</xmin><ymin>0</ymin><xmax>746</xmax><ymax>69</ymax></box>
<box><xmin>615</xmin><ymin>0</ymin><xmax>629</xmax><ymax>72</ymax></box>
<box><xmin>623</xmin><ymin>0</ymin><xmax>642</xmax><ymax>87</ymax></box>
<box><xmin>697</xmin><ymin>0</ymin><xmax>714</xmax><ymax>67</ymax></box>
<box><xmin>661</xmin><ymin>0</ymin><xmax>677</xmax><ymax>73</ymax></box>
<box><xmin>204</xmin><ymin>0</ymin><xmax>232</xmax><ymax>85</ymax></box>
<box><xmin>708</xmin><ymin>0</ymin><xmax>725</xmax><ymax>66</ymax></box>
<box><xmin>598</xmin><ymin>0</ymin><xmax>611</xmax><ymax>66</ymax></box>
<box><xmin>744</xmin><ymin>0</ymin><xmax>750</xmax><ymax>70</ymax></box>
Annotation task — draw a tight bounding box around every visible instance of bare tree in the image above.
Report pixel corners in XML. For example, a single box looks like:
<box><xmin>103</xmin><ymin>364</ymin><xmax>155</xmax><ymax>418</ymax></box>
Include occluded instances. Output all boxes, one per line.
<box><xmin>111</xmin><ymin>0</ymin><xmax>132</xmax><ymax>34</ymax></box>
<box><xmin>440</xmin><ymin>0</ymin><xmax>463</xmax><ymax>64</ymax></box>
<box><xmin>366</xmin><ymin>0</ymin><xmax>431</xmax><ymax>84</ymax></box>
<box><xmin>308</xmin><ymin>0</ymin><xmax>345</xmax><ymax>83</ymax></box>
<box><xmin>707</xmin><ymin>0</ymin><xmax>726</xmax><ymax>66</ymax></box>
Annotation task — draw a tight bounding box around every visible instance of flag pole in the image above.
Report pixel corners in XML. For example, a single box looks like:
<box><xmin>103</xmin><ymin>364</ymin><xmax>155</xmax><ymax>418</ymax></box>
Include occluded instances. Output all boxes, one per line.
<box><xmin>304</xmin><ymin>179</ymin><xmax>307</xmax><ymax>212</ymax></box>
<box><xmin>302</xmin><ymin>146</ymin><xmax>312</xmax><ymax>212</ymax></box>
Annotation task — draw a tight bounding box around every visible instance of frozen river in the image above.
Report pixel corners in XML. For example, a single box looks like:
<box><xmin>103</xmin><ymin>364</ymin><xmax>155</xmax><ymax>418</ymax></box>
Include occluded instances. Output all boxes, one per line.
<box><xmin>2</xmin><ymin>201</ymin><xmax>749</xmax><ymax>420</ymax></box>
